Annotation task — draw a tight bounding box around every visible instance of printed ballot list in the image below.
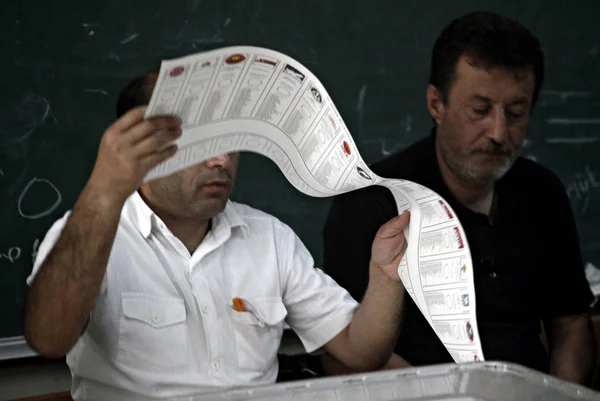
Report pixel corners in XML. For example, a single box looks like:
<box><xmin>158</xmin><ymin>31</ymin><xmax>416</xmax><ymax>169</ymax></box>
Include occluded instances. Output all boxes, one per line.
<box><xmin>144</xmin><ymin>46</ymin><xmax>484</xmax><ymax>363</ymax></box>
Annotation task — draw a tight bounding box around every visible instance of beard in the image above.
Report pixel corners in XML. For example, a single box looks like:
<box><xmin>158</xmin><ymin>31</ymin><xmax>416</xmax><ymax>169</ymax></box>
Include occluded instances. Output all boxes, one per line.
<box><xmin>146</xmin><ymin>168</ymin><xmax>233</xmax><ymax>219</ymax></box>
<box><xmin>438</xmin><ymin>132</ymin><xmax>521</xmax><ymax>186</ymax></box>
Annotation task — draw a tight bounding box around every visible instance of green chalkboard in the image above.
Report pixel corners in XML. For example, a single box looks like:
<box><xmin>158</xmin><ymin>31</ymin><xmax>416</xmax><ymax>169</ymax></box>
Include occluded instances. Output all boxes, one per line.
<box><xmin>1</xmin><ymin>0</ymin><xmax>599</xmax><ymax>354</ymax></box>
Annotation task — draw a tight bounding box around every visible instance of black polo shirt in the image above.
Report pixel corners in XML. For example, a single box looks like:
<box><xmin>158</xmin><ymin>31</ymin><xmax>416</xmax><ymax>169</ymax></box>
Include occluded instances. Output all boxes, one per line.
<box><xmin>322</xmin><ymin>133</ymin><xmax>593</xmax><ymax>373</ymax></box>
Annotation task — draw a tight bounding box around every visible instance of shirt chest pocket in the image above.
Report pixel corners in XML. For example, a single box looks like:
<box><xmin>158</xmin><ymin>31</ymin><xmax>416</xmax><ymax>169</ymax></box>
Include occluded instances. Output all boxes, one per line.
<box><xmin>231</xmin><ymin>298</ymin><xmax>287</xmax><ymax>371</ymax></box>
<box><xmin>118</xmin><ymin>293</ymin><xmax>188</xmax><ymax>370</ymax></box>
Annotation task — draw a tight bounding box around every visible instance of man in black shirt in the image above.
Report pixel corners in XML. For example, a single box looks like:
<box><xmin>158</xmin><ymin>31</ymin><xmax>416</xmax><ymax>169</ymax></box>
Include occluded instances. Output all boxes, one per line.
<box><xmin>321</xmin><ymin>11</ymin><xmax>596</xmax><ymax>385</ymax></box>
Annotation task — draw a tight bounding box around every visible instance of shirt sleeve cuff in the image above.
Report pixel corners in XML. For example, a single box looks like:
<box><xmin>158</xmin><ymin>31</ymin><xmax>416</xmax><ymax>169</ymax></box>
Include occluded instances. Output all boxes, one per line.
<box><xmin>295</xmin><ymin>304</ymin><xmax>357</xmax><ymax>353</ymax></box>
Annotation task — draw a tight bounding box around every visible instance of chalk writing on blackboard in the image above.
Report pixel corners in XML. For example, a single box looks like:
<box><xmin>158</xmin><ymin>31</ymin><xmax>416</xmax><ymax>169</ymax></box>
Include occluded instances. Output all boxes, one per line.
<box><xmin>18</xmin><ymin>177</ymin><xmax>62</xmax><ymax>219</ymax></box>
<box><xmin>566</xmin><ymin>165</ymin><xmax>599</xmax><ymax>201</ymax></box>
<box><xmin>0</xmin><ymin>247</ymin><xmax>21</xmax><ymax>264</ymax></box>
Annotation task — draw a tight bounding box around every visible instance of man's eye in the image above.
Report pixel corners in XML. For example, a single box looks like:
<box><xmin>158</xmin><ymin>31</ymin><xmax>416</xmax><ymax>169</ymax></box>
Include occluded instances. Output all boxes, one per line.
<box><xmin>507</xmin><ymin>111</ymin><xmax>525</xmax><ymax>120</ymax></box>
<box><xmin>472</xmin><ymin>108</ymin><xmax>488</xmax><ymax>116</ymax></box>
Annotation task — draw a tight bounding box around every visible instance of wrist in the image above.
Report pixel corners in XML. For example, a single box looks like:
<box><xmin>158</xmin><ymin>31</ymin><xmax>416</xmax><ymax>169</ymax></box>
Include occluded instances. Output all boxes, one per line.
<box><xmin>79</xmin><ymin>179</ymin><xmax>128</xmax><ymax>214</ymax></box>
<box><xmin>369</xmin><ymin>260</ymin><xmax>403</xmax><ymax>288</ymax></box>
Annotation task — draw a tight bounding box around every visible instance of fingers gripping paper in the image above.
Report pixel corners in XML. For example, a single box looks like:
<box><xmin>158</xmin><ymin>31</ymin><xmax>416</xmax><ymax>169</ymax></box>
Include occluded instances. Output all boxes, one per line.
<box><xmin>144</xmin><ymin>46</ymin><xmax>484</xmax><ymax>363</ymax></box>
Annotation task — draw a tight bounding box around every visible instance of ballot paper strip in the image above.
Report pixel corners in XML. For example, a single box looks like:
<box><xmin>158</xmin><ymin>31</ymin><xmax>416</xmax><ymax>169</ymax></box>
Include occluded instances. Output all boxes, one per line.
<box><xmin>144</xmin><ymin>46</ymin><xmax>483</xmax><ymax>362</ymax></box>
<box><xmin>181</xmin><ymin>362</ymin><xmax>599</xmax><ymax>401</ymax></box>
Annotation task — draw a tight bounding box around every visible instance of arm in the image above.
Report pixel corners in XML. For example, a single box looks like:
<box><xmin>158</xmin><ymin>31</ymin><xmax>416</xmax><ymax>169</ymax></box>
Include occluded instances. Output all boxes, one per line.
<box><xmin>24</xmin><ymin>107</ymin><xmax>181</xmax><ymax>357</ymax></box>
<box><xmin>322</xmin><ymin>352</ymin><xmax>411</xmax><ymax>376</ymax></box>
<box><xmin>537</xmin><ymin>171</ymin><xmax>597</xmax><ymax>385</ymax></box>
<box><xmin>382</xmin><ymin>352</ymin><xmax>412</xmax><ymax>369</ymax></box>
<box><xmin>546</xmin><ymin>314</ymin><xmax>596</xmax><ymax>385</ymax></box>
<box><xmin>24</xmin><ymin>187</ymin><xmax>123</xmax><ymax>358</ymax></box>
<box><xmin>320</xmin><ymin>187</ymin><xmax>402</xmax><ymax>374</ymax></box>
<box><xmin>324</xmin><ymin>212</ymin><xmax>409</xmax><ymax>371</ymax></box>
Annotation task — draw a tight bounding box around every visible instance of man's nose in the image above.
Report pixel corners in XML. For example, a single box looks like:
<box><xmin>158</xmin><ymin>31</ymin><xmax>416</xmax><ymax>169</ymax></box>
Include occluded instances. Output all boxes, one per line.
<box><xmin>487</xmin><ymin>109</ymin><xmax>509</xmax><ymax>144</ymax></box>
<box><xmin>204</xmin><ymin>154</ymin><xmax>230</xmax><ymax>168</ymax></box>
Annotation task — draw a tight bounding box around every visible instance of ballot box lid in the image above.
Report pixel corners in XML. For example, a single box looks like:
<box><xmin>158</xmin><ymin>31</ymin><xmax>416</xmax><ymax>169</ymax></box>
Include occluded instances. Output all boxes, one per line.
<box><xmin>181</xmin><ymin>362</ymin><xmax>600</xmax><ymax>401</ymax></box>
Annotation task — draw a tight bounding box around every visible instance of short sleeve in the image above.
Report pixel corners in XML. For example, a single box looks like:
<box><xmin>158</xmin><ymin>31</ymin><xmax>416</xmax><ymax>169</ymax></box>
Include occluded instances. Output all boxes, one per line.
<box><xmin>26</xmin><ymin>210</ymin><xmax>108</xmax><ymax>296</ymax></box>
<box><xmin>27</xmin><ymin>211</ymin><xmax>71</xmax><ymax>286</ymax></box>
<box><xmin>539</xmin><ymin>174</ymin><xmax>594</xmax><ymax>318</ymax></box>
<box><xmin>278</xmin><ymin>224</ymin><xmax>358</xmax><ymax>353</ymax></box>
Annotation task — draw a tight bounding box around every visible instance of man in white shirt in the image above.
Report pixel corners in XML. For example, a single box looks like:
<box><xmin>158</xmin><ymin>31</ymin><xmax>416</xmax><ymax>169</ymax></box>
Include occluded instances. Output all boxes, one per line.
<box><xmin>24</xmin><ymin>71</ymin><xmax>410</xmax><ymax>400</ymax></box>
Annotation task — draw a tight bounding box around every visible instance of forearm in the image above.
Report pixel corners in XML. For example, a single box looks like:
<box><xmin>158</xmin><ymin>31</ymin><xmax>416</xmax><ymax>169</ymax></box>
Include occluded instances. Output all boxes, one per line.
<box><xmin>548</xmin><ymin>315</ymin><xmax>596</xmax><ymax>385</ymax></box>
<box><xmin>341</xmin><ymin>262</ymin><xmax>404</xmax><ymax>370</ymax></box>
<box><xmin>24</xmin><ymin>184</ymin><xmax>123</xmax><ymax>357</ymax></box>
<box><xmin>322</xmin><ymin>352</ymin><xmax>410</xmax><ymax>376</ymax></box>
<box><xmin>383</xmin><ymin>353</ymin><xmax>412</xmax><ymax>369</ymax></box>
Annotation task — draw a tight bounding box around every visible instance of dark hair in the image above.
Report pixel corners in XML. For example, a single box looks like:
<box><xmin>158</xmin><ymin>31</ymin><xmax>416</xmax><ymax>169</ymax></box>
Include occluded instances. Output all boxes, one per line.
<box><xmin>429</xmin><ymin>11</ymin><xmax>544</xmax><ymax>108</ymax></box>
<box><xmin>116</xmin><ymin>70</ymin><xmax>159</xmax><ymax>118</ymax></box>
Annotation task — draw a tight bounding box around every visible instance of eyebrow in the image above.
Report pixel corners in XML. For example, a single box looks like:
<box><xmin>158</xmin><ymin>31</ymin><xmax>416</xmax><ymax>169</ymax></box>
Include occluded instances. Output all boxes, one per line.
<box><xmin>470</xmin><ymin>95</ymin><xmax>530</xmax><ymax>106</ymax></box>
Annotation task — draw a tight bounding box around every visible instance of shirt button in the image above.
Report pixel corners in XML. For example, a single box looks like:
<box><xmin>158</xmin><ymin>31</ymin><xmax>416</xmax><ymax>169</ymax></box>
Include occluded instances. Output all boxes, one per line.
<box><xmin>152</xmin><ymin>315</ymin><xmax>160</xmax><ymax>323</ymax></box>
<box><xmin>258</xmin><ymin>320</ymin><xmax>265</xmax><ymax>328</ymax></box>
<box><xmin>211</xmin><ymin>360</ymin><xmax>220</xmax><ymax>370</ymax></box>
<box><xmin>202</xmin><ymin>304</ymin><xmax>210</xmax><ymax>314</ymax></box>
<box><xmin>489</xmin><ymin>272</ymin><xmax>497</xmax><ymax>279</ymax></box>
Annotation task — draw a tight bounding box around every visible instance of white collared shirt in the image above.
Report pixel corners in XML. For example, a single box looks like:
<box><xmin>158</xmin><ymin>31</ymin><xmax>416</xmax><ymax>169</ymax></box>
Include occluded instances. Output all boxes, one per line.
<box><xmin>27</xmin><ymin>192</ymin><xmax>358</xmax><ymax>400</ymax></box>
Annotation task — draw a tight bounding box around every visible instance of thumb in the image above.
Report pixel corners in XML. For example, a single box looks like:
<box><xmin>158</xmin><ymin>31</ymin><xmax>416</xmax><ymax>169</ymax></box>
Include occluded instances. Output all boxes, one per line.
<box><xmin>376</xmin><ymin>210</ymin><xmax>411</xmax><ymax>239</ymax></box>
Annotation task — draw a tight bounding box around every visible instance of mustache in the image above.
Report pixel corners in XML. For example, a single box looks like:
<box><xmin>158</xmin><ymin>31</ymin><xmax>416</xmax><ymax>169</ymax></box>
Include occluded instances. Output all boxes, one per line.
<box><xmin>473</xmin><ymin>142</ymin><xmax>513</xmax><ymax>155</ymax></box>
<box><xmin>200</xmin><ymin>169</ymin><xmax>233</xmax><ymax>185</ymax></box>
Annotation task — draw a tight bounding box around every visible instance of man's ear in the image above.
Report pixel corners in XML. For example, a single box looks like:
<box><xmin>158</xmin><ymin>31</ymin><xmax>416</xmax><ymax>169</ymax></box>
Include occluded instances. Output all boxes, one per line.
<box><xmin>427</xmin><ymin>85</ymin><xmax>445</xmax><ymax>125</ymax></box>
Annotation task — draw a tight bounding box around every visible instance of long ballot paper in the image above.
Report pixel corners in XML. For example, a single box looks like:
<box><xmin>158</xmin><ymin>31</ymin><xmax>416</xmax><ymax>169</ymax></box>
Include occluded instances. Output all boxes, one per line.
<box><xmin>144</xmin><ymin>46</ymin><xmax>484</xmax><ymax>363</ymax></box>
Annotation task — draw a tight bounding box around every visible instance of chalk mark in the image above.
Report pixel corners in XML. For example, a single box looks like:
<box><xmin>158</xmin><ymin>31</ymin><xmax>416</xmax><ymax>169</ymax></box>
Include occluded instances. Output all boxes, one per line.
<box><xmin>18</xmin><ymin>177</ymin><xmax>62</xmax><ymax>219</ymax></box>
<box><xmin>84</xmin><ymin>88</ymin><xmax>108</xmax><ymax>95</ymax></box>
<box><xmin>0</xmin><ymin>247</ymin><xmax>21</xmax><ymax>263</ymax></box>
<box><xmin>546</xmin><ymin>137</ymin><xmax>599</xmax><ymax>144</ymax></box>
<box><xmin>119</xmin><ymin>33</ymin><xmax>139</xmax><ymax>45</ymax></box>
<box><xmin>381</xmin><ymin>141</ymin><xmax>400</xmax><ymax>157</ymax></box>
<box><xmin>32</xmin><ymin>239</ymin><xmax>40</xmax><ymax>265</ymax></box>
<box><xmin>357</xmin><ymin>84</ymin><xmax>367</xmax><ymax>137</ymax></box>
<box><xmin>2</xmin><ymin>95</ymin><xmax>52</xmax><ymax>143</ymax></box>
<box><xmin>540</xmin><ymin>90</ymin><xmax>592</xmax><ymax>102</ymax></box>
<box><xmin>547</xmin><ymin>118</ymin><xmax>600</xmax><ymax>125</ymax></box>
<box><xmin>224</xmin><ymin>18</ymin><xmax>231</xmax><ymax>27</ymax></box>
<box><xmin>582</xmin><ymin>196</ymin><xmax>590</xmax><ymax>215</ymax></box>
<box><xmin>401</xmin><ymin>115</ymin><xmax>412</xmax><ymax>133</ymax></box>
<box><xmin>106</xmin><ymin>53</ymin><xmax>121</xmax><ymax>62</ymax></box>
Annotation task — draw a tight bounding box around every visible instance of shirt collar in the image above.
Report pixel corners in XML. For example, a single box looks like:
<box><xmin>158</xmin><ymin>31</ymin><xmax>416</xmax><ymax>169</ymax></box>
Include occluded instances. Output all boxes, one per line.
<box><xmin>212</xmin><ymin>200</ymin><xmax>250</xmax><ymax>238</ymax></box>
<box><xmin>124</xmin><ymin>191</ymin><xmax>154</xmax><ymax>238</ymax></box>
<box><xmin>124</xmin><ymin>191</ymin><xmax>249</xmax><ymax>239</ymax></box>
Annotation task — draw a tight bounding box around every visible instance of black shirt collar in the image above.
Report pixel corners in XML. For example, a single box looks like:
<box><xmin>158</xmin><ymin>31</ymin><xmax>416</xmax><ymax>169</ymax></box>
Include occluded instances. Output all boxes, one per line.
<box><xmin>418</xmin><ymin>127</ymin><xmax>518</xmax><ymax>222</ymax></box>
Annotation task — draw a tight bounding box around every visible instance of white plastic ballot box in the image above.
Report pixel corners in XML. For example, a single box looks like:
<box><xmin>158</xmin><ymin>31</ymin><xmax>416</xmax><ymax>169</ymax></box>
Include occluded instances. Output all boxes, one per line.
<box><xmin>173</xmin><ymin>362</ymin><xmax>600</xmax><ymax>401</ymax></box>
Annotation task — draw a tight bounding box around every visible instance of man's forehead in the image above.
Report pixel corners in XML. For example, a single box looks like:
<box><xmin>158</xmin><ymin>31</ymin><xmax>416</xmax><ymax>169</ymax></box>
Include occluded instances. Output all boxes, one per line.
<box><xmin>451</xmin><ymin>55</ymin><xmax>535</xmax><ymax>99</ymax></box>
<box><xmin>456</xmin><ymin>55</ymin><xmax>535</xmax><ymax>83</ymax></box>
